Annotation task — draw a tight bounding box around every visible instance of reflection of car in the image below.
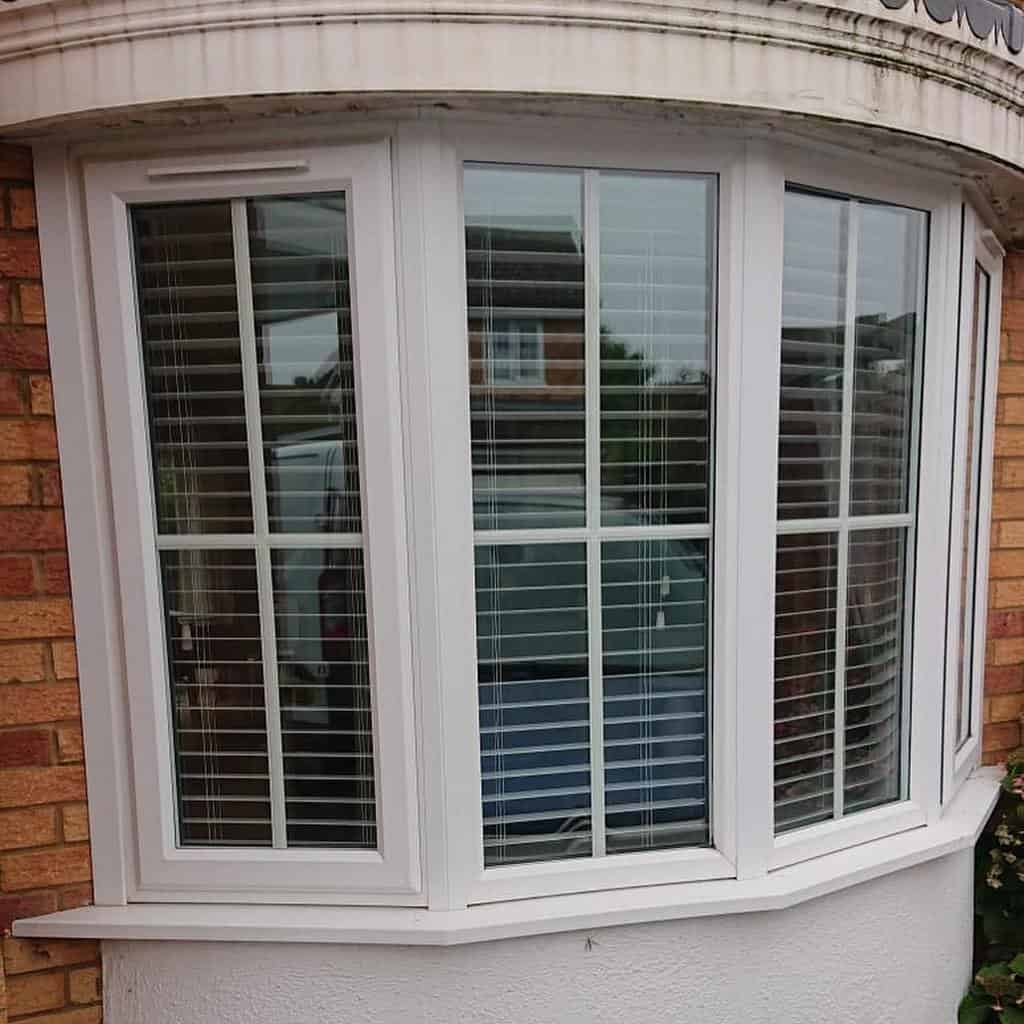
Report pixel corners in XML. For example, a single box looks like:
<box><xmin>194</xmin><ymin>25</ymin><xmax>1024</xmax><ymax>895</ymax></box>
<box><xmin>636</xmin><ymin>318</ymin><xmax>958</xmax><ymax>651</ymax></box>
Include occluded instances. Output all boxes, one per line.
<box><xmin>476</xmin><ymin>488</ymin><xmax>709</xmax><ymax>862</ymax></box>
<box><xmin>267</xmin><ymin>439</ymin><xmax>356</xmax><ymax>723</ymax></box>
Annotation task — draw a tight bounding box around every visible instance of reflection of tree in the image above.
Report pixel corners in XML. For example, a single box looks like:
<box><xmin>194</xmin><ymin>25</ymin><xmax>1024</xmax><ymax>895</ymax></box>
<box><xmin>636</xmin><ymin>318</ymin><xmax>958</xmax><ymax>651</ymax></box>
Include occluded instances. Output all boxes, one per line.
<box><xmin>599</xmin><ymin>332</ymin><xmax>710</xmax><ymax>523</ymax></box>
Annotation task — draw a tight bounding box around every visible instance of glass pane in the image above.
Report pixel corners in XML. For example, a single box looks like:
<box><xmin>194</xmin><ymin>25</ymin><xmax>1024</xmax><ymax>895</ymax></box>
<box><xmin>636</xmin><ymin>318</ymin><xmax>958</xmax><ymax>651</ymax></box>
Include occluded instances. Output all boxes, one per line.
<box><xmin>134</xmin><ymin>202</ymin><xmax>254</xmax><ymax>535</ymax></box>
<box><xmin>465</xmin><ymin>167</ymin><xmax>585</xmax><ymax>530</ymax></box>
<box><xmin>477</xmin><ymin>542</ymin><xmax>591</xmax><ymax>866</ymax></box>
<box><xmin>774</xmin><ymin>532</ymin><xmax>838</xmax><ymax>833</ymax></box>
<box><xmin>778</xmin><ymin>192</ymin><xmax>848</xmax><ymax>520</ymax></box>
<box><xmin>249</xmin><ymin>194</ymin><xmax>362</xmax><ymax>534</ymax></box>
<box><xmin>160</xmin><ymin>549</ymin><xmax>271</xmax><ymax>846</ymax></box>
<box><xmin>850</xmin><ymin>205</ymin><xmax>925</xmax><ymax>517</ymax></box>
<box><xmin>602</xmin><ymin>538</ymin><xmax>709</xmax><ymax>853</ymax></box>
<box><xmin>272</xmin><ymin>547</ymin><xmax>376</xmax><ymax>848</ymax></box>
<box><xmin>956</xmin><ymin>264</ymin><xmax>991</xmax><ymax>747</ymax></box>
<box><xmin>844</xmin><ymin>528</ymin><xmax>906</xmax><ymax>813</ymax></box>
<box><xmin>600</xmin><ymin>174</ymin><xmax>714</xmax><ymax>527</ymax></box>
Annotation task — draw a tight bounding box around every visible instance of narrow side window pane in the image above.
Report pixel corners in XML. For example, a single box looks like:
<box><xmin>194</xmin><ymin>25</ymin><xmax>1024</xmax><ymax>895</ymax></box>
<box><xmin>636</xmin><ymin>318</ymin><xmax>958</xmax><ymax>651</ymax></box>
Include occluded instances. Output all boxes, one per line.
<box><xmin>602</xmin><ymin>537</ymin><xmax>709</xmax><ymax>852</ymax></box>
<box><xmin>844</xmin><ymin>528</ymin><xmax>906</xmax><ymax>813</ymax></box>
<box><xmin>955</xmin><ymin>264</ymin><xmax>991</xmax><ymax>747</ymax></box>
<box><xmin>248</xmin><ymin>195</ymin><xmax>361</xmax><ymax>535</ymax></box>
<box><xmin>477</xmin><ymin>542</ymin><xmax>591</xmax><ymax>866</ymax></box>
<box><xmin>774</xmin><ymin>533</ymin><xmax>838</xmax><ymax>833</ymax></box>
<box><xmin>133</xmin><ymin>202</ymin><xmax>253</xmax><ymax>535</ymax></box>
<box><xmin>160</xmin><ymin>549</ymin><xmax>271</xmax><ymax>846</ymax></box>
<box><xmin>599</xmin><ymin>174</ymin><xmax>714</xmax><ymax>526</ymax></box>
<box><xmin>272</xmin><ymin>547</ymin><xmax>376</xmax><ymax>848</ymax></box>
<box><xmin>850</xmin><ymin>205</ymin><xmax>925</xmax><ymax>517</ymax></box>
<box><xmin>464</xmin><ymin>167</ymin><xmax>585</xmax><ymax>531</ymax></box>
<box><xmin>777</xmin><ymin>193</ymin><xmax>848</xmax><ymax>521</ymax></box>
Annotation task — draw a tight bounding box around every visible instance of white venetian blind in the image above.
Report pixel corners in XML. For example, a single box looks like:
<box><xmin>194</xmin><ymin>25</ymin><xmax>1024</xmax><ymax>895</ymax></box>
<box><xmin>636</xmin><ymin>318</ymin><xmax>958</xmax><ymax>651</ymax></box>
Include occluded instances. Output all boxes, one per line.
<box><xmin>467</xmin><ymin>165</ymin><xmax>714</xmax><ymax>867</ymax></box>
<box><xmin>773</xmin><ymin>188</ymin><xmax>925</xmax><ymax>834</ymax></box>
<box><xmin>133</xmin><ymin>192</ymin><xmax>376</xmax><ymax>850</ymax></box>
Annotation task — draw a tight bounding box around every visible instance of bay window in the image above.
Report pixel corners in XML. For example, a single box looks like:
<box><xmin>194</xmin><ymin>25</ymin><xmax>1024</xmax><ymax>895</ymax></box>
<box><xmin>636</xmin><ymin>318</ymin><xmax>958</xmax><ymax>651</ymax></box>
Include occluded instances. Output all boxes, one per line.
<box><xmin>57</xmin><ymin>122</ymin><xmax>998</xmax><ymax>920</ymax></box>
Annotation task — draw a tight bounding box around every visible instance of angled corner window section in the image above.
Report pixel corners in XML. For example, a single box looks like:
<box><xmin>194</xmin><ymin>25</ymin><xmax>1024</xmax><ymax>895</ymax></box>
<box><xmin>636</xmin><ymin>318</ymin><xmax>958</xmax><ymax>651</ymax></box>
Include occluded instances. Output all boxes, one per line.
<box><xmin>133</xmin><ymin>194</ymin><xmax>375</xmax><ymax>850</ymax></box>
<box><xmin>773</xmin><ymin>188</ymin><xmax>926</xmax><ymax>834</ymax></box>
<box><xmin>465</xmin><ymin>164</ymin><xmax>715</xmax><ymax>867</ymax></box>
<box><xmin>953</xmin><ymin>262</ymin><xmax>991</xmax><ymax>752</ymax></box>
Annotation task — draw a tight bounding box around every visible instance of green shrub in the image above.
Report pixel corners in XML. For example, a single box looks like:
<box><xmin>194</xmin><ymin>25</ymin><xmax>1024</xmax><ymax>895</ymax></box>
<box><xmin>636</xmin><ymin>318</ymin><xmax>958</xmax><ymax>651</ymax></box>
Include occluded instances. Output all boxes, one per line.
<box><xmin>961</xmin><ymin>754</ymin><xmax>1024</xmax><ymax>1023</ymax></box>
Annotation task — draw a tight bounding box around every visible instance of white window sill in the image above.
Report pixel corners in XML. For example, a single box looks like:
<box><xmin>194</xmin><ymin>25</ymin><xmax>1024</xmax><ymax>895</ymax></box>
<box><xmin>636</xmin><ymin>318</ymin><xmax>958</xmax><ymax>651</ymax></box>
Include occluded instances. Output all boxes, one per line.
<box><xmin>14</xmin><ymin>770</ymin><xmax>1000</xmax><ymax>947</ymax></box>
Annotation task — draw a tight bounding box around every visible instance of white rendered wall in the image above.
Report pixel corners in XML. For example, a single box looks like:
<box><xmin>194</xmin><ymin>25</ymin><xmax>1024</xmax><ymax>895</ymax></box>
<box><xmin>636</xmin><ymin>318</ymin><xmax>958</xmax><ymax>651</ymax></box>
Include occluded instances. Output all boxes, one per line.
<box><xmin>104</xmin><ymin>850</ymin><xmax>973</xmax><ymax>1024</ymax></box>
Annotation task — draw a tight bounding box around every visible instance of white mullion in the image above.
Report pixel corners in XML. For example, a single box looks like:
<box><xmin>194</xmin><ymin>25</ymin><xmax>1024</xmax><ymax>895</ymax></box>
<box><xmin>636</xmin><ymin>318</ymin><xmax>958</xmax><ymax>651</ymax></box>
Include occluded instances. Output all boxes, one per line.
<box><xmin>473</xmin><ymin>524</ymin><xmax>713</xmax><ymax>546</ymax></box>
<box><xmin>584</xmin><ymin>169</ymin><xmax>606</xmax><ymax>857</ymax></box>
<box><xmin>832</xmin><ymin>201</ymin><xmax>860</xmax><ymax>821</ymax></box>
<box><xmin>157</xmin><ymin>532</ymin><xmax>364</xmax><ymax>550</ymax></box>
<box><xmin>232</xmin><ymin>200</ymin><xmax>287</xmax><ymax>850</ymax></box>
<box><xmin>776</xmin><ymin>512</ymin><xmax>912</xmax><ymax>536</ymax></box>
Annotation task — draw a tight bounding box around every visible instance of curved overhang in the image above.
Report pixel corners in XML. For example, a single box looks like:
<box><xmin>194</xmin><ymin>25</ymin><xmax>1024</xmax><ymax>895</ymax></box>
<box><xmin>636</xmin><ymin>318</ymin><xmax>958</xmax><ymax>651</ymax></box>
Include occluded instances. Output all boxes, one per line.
<box><xmin>0</xmin><ymin>0</ymin><xmax>1023</xmax><ymax>225</ymax></box>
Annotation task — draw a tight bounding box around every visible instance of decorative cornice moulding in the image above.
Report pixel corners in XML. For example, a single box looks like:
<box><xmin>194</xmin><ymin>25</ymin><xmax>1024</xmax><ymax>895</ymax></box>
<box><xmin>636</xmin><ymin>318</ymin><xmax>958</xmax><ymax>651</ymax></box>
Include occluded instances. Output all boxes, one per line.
<box><xmin>0</xmin><ymin>2</ymin><xmax>1021</xmax><ymax>192</ymax></box>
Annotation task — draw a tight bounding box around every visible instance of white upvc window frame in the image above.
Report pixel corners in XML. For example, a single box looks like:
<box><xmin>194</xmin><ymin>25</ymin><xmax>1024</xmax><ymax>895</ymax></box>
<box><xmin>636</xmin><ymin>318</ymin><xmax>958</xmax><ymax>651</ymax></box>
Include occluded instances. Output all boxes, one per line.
<box><xmin>944</xmin><ymin>204</ymin><xmax>1003</xmax><ymax>799</ymax></box>
<box><xmin>31</xmin><ymin>115</ymin><xmax>999</xmax><ymax>923</ymax></box>
<box><xmin>80</xmin><ymin>139</ymin><xmax>421</xmax><ymax>904</ymax></box>
<box><xmin>414</xmin><ymin>123</ymin><xmax>743</xmax><ymax>904</ymax></box>
<box><xmin>729</xmin><ymin>149</ymin><xmax>950</xmax><ymax>872</ymax></box>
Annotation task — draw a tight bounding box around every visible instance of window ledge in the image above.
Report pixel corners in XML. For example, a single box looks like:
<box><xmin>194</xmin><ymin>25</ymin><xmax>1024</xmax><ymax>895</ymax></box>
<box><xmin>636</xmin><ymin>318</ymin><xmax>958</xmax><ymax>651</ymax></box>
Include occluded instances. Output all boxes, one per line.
<box><xmin>14</xmin><ymin>770</ymin><xmax>1000</xmax><ymax>947</ymax></box>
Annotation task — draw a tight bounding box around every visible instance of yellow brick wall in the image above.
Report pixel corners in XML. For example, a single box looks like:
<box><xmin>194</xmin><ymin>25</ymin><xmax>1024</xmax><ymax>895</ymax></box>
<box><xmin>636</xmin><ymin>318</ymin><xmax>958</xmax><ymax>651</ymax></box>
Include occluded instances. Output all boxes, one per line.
<box><xmin>0</xmin><ymin>144</ymin><xmax>101</xmax><ymax>1024</ymax></box>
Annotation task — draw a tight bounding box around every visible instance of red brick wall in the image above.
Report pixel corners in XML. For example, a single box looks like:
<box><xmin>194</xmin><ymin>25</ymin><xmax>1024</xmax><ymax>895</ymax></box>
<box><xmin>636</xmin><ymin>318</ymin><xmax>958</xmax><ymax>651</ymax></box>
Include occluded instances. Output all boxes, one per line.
<box><xmin>985</xmin><ymin>251</ymin><xmax>1024</xmax><ymax>763</ymax></box>
<box><xmin>0</xmin><ymin>145</ymin><xmax>101</xmax><ymax>1024</ymax></box>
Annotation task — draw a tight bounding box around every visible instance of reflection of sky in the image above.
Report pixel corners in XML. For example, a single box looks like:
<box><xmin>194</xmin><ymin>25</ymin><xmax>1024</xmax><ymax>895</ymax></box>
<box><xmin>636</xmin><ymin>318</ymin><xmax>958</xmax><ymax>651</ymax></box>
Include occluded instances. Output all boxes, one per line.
<box><xmin>264</xmin><ymin>311</ymin><xmax>337</xmax><ymax>386</ymax></box>
<box><xmin>600</xmin><ymin>174</ymin><xmax>712</xmax><ymax>382</ymax></box>
<box><xmin>783</xmin><ymin>191</ymin><xmax>925</xmax><ymax>332</ymax></box>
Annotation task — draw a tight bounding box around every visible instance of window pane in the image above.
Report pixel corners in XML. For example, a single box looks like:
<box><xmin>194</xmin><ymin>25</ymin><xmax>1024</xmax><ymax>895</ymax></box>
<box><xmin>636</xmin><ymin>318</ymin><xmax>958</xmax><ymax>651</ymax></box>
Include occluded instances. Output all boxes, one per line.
<box><xmin>477</xmin><ymin>542</ymin><xmax>591</xmax><ymax>866</ymax></box>
<box><xmin>850</xmin><ymin>205</ymin><xmax>925</xmax><ymax>517</ymax></box>
<box><xmin>955</xmin><ymin>264</ymin><xmax>990</xmax><ymax>748</ymax></box>
<box><xmin>465</xmin><ymin>167</ymin><xmax>585</xmax><ymax>530</ymax></box>
<box><xmin>844</xmin><ymin>528</ymin><xmax>906</xmax><ymax>813</ymax></box>
<box><xmin>600</xmin><ymin>174</ymin><xmax>714</xmax><ymax>526</ymax></box>
<box><xmin>249</xmin><ymin>195</ymin><xmax>361</xmax><ymax>534</ymax></box>
<box><xmin>602</xmin><ymin>538</ymin><xmax>709</xmax><ymax>852</ymax></box>
<box><xmin>133</xmin><ymin>202</ymin><xmax>254</xmax><ymax>535</ymax></box>
<box><xmin>777</xmin><ymin>192</ymin><xmax>848</xmax><ymax>521</ymax></box>
<box><xmin>273</xmin><ymin>547</ymin><xmax>375</xmax><ymax>848</ymax></box>
<box><xmin>774</xmin><ymin>533</ymin><xmax>838</xmax><ymax>833</ymax></box>
<box><xmin>161</xmin><ymin>549</ymin><xmax>271</xmax><ymax>846</ymax></box>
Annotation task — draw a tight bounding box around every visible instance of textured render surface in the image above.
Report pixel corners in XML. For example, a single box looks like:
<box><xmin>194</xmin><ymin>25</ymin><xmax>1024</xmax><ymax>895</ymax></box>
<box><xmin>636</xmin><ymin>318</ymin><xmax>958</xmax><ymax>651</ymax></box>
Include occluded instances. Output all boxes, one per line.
<box><xmin>0</xmin><ymin>144</ymin><xmax>100</xmax><ymax>1024</ymax></box>
<box><xmin>103</xmin><ymin>851</ymin><xmax>974</xmax><ymax>1024</ymax></box>
<box><xmin>986</xmin><ymin>251</ymin><xmax>1024</xmax><ymax>764</ymax></box>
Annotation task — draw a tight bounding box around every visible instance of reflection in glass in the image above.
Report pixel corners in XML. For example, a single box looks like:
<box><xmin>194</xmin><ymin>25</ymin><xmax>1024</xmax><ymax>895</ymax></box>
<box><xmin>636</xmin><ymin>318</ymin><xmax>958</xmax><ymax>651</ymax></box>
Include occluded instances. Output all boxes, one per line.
<box><xmin>955</xmin><ymin>265</ymin><xmax>991</xmax><ymax>747</ymax></box>
<box><xmin>851</xmin><ymin>205</ymin><xmax>924</xmax><ymax>517</ymax></box>
<box><xmin>600</xmin><ymin>174</ymin><xmax>714</xmax><ymax>526</ymax></box>
<box><xmin>272</xmin><ymin>547</ymin><xmax>375</xmax><ymax>848</ymax></box>
<box><xmin>248</xmin><ymin>195</ymin><xmax>362</xmax><ymax>534</ymax></box>
<box><xmin>844</xmin><ymin>528</ymin><xmax>906</xmax><ymax>813</ymax></box>
<box><xmin>465</xmin><ymin>167</ymin><xmax>586</xmax><ymax>530</ymax></box>
<box><xmin>777</xmin><ymin>192</ymin><xmax>848</xmax><ymax>521</ymax></box>
<box><xmin>161</xmin><ymin>549</ymin><xmax>271</xmax><ymax>846</ymax></box>
<box><xmin>477</xmin><ymin>542</ymin><xmax>591</xmax><ymax>866</ymax></box>
<box><xmin>133</xmin><ymin>202</ymin><xmax>253</xmax><ymax>534</ymax></box>
<box><xmin>773</xmin><ymin>533</ymin><xmax>838</xmax><ymax>833</ymax></box>
<box><xmin>602</xmin><ymin>538</ymin><xmax>709</xmax><ymax>852</ymax></box>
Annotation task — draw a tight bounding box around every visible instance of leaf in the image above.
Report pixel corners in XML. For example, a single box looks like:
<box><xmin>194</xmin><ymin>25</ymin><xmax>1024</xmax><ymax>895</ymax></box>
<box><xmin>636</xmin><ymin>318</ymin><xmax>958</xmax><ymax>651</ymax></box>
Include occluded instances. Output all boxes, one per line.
<box><xmin>1009</xmin><ymin>955</ymin><xmax>1024</xmax><ymax>976</ymax></box>
<box><xmin>980</xmin><ymin>965</ymin><xmax>1014</xmax><ymax>980</ymax></box>
<box><xmin>1000</xmin><ymin>1007</ymin><xmax>1024</xmax><ymax>1024</ymax></box>
<box><xmin>960</xmin><ymin>992</ymin><xmax>995</xmax><ymax>1024</ymax></box>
